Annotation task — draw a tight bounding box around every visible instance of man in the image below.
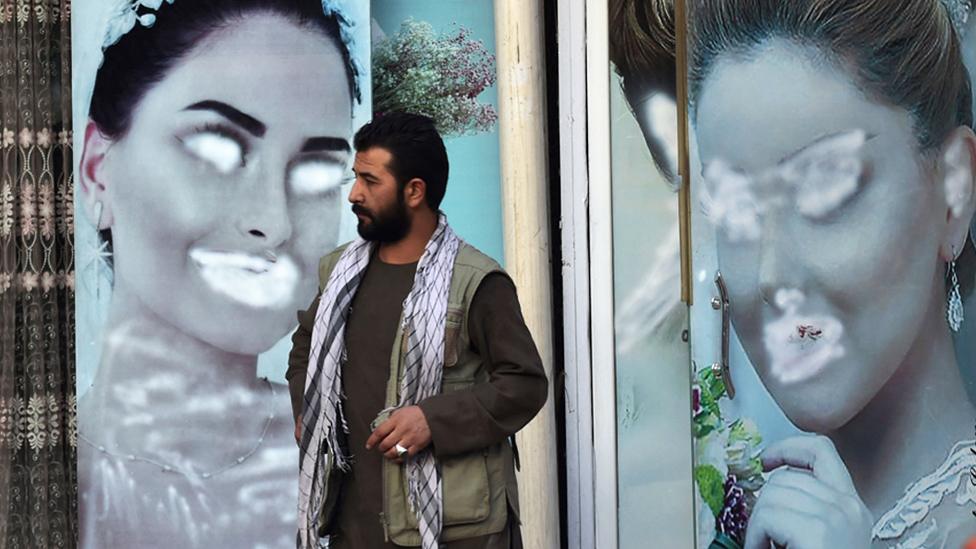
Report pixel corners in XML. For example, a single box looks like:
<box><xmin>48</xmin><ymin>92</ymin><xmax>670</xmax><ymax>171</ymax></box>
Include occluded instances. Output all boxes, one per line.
<box><xmin>287</xmin><ymin>112</ymin><xmax>548</xmax><ymax>549</ymax></box>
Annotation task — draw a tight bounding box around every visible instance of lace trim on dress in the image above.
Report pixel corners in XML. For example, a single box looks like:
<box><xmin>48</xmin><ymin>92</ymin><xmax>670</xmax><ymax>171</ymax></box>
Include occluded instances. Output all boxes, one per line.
<box><xmin>873</xmin><ymin>439</ymin><xmax>976</xmax><ymax>543</ymax></box>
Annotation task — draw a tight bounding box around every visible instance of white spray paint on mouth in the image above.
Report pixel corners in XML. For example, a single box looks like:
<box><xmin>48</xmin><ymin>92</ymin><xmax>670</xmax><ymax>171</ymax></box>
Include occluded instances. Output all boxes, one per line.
<box><xmin>763</xmin><ymin>289</ymin><xmax>846</xmax><ymax>384</ymax></box>
<box><xmin>189</xmin><ymin>249</ymin><xmax>298</xmax><ymax>309</ymax></box>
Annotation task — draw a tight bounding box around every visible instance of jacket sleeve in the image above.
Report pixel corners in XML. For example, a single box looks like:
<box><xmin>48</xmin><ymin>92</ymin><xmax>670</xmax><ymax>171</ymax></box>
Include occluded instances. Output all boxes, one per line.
<box><xmin>286</xmin><ymin>293</ymin><xmax>320</xmax><ymax>423</ymax></box>
<box><xmin>418</xmin><ymin>273</ymin><xmax>549</xmax><ymax>457</ymax></box>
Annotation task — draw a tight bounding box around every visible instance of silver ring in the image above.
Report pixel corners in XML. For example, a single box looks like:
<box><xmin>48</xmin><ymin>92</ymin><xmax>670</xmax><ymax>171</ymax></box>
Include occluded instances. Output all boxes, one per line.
<box><xmin>394</xmin><ymin>443</ymin><xmax>408</xmax><ymax>458</ymax></box>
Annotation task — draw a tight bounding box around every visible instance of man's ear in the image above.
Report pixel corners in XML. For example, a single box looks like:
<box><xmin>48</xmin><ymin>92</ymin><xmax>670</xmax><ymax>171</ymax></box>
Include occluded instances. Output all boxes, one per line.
<box><xmin>939</xmin><ymin>125</ymin><xmax>976</xmax><ymax>261</ymax></box>
<box><xmin>79</xmin><ymin>120</ymin><xmax>115</xmax><ymax>229</ymax></box>
<box><xmin>403</xmin><ymin>177</ymin><xmax>428</xmax><ymax>210</ymax></box>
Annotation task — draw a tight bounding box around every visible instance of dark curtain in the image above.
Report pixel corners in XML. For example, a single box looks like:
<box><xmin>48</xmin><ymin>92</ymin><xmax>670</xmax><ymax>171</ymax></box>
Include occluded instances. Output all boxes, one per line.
<box><xmin>0</xmin><ymin>0</ymin><xmax>76</xmax><ymax>547</ymax></box>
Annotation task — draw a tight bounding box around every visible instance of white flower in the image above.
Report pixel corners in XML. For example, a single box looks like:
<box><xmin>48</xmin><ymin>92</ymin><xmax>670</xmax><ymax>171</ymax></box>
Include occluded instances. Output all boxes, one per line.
<box><xmin>696</xmin><ymin>429</ymin><xmax>729</xmax><ymax>479</ymax></box>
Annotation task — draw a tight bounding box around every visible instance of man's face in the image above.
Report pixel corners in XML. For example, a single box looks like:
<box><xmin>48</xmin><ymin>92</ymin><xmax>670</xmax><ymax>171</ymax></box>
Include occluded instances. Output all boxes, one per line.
<box><xmin>348</xmin><ymin>147</ymin><xmax>410</xmax><ymax>242</ymax></box>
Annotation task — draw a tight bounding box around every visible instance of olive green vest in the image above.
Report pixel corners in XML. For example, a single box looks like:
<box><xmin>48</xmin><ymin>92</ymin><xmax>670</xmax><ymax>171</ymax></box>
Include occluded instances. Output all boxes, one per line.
<box><xmin>315</xmin><ymin>242</ymin><xmax>520</xmax><ymax>546</ymax></box>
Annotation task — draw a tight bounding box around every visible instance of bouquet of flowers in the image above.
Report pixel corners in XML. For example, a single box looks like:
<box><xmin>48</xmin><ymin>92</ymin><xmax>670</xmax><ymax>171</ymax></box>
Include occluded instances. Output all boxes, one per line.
<box><xmin>693</xmin><ymin>366</ymin><xmax>765</xmax><ymax>549</ymax></box>
<box><xmin>372</xmin><ymin>19</ymin><xmax>498</xmax><ymax>137</ymax></box>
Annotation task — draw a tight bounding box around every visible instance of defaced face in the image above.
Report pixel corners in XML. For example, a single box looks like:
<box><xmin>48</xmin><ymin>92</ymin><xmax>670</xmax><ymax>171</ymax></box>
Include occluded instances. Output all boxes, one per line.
<box><xmin>85</xmin><ymin>14</ymin><xmax>353</xmax><ymax>354</ymax></box>
<box><xmin>694</xmin><ymin>41</ymin><xmax>954</xmax><ymax>432</ymax></box>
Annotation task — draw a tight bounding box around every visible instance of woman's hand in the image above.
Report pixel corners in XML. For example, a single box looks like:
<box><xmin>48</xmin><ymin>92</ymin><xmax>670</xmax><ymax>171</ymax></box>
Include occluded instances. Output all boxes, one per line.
<box><xmin>744</xmin><ymin>435</ymin><xmax>873</xmax><ymax>549</ymax></box>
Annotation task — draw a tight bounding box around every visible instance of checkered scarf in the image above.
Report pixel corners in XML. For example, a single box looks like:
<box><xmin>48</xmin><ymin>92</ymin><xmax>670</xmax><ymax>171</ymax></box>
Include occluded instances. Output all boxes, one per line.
<box><xmin>298</xmin><ymin>214</ymin><xmax>460</xmax><ymax>549</ymax></box>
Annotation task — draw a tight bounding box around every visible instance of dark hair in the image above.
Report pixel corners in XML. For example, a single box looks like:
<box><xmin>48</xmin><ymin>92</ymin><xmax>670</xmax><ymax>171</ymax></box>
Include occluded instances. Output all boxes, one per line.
<box><xmin>690</xmin><ymin>0</ymin><xmax>975</xmax><ymax>299</ymax></box>
<box><xmin>90</xmin><ymin>0</ymin><xmax>357</xmax><ymax>139</ymax></box>
<box><xmin>609</xmin><ymin>0</ymin><xmax>676</xmax><ymax>98</ymax></box>
<box><xmin>690</xmin><ymin>0</ymin><xmax>973</xmax><ymax>149</ymax></box>
<box><xmin>353</xmin><ymin>112</ymin><xmax>449</xmax><ymax>210</ymax></box>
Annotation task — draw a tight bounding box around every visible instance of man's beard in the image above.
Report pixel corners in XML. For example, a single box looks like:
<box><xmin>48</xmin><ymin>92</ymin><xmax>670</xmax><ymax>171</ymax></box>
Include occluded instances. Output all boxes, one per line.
<box><xmin>353</xmin><ymin>195</ymin><xmax>410</xmax><ymax>243</ymax></box>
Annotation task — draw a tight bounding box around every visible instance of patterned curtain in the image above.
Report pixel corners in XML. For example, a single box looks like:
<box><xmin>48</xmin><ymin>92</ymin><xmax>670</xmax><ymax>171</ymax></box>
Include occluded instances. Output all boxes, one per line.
<box><xmin>0</xmin><ymin>0</ymin><xmax>77</xmax><ymax>547</ymax></box>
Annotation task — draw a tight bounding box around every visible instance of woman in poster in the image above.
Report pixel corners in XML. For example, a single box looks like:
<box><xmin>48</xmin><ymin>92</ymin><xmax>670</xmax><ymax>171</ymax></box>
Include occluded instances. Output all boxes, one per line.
<box><xmin>75</xmin><ymin>0</ymin><xmax>364</xmax><ymax>546</ymax></box>
<box><xmin>689</xmin><ymin>0</ymin><xmax>976</xmax><ymax>547</ymax></box>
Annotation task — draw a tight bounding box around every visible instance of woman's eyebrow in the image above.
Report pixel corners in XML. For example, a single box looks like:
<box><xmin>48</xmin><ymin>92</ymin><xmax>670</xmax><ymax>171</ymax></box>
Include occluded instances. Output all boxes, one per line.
<box><xmin>183</xmin><ymin>100</ymin><xmax>266</xmax><ymax>137</ymax></box>
<box><xmin>778</xmin><ymin>130</ymin><xmax>878</xmax><ymax>165</ymax></box>
<box><xmin>301</xmin><ymin>137</ymin><xmax>351</xmax><ymax>154</ymax></box>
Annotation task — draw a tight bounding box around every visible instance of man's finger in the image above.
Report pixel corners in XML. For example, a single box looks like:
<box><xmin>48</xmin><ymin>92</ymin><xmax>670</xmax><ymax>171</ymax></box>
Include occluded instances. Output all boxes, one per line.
<box><xmin>761</xmin><ymin>435</ymin><xmax>856</xmax><ymax>494</ymax></box>
<box><xmin>377</xmin><ymin>428</ymin><xmax>403</xmax><ymax>454</ymax></box>
<box><xmin>366</xmin><ymin>418</ymin><xmax>397</xmax><ymax>450</ymax></box>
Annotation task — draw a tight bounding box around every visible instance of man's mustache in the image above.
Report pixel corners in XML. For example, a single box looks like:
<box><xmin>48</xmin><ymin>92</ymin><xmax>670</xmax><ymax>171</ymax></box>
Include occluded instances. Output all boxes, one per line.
<box><xmin>351</xmin><ymin>205</ymin><xmax>372</xmax><ymax>219</ymax></box>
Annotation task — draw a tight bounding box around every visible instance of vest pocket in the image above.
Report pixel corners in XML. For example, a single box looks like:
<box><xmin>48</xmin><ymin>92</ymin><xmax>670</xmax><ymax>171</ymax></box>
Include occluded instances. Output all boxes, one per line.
<box><xmin>443</xmin><ymin>307</ymin><xmax>464</xmax><ymax>368</ymax></box>
<box><xmin>401</xmin><ymin>450</ymin><xmax>492</xmax><ymax>528</ymax></box>
<box><xmin>441</xmin><ymin>451</ymin><xmax>492</xmax><ymax>525</ymax></box>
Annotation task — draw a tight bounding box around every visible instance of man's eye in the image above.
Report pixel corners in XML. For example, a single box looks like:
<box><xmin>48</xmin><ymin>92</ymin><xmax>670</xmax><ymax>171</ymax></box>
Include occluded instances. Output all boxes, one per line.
<box><xmin>290</xmin><ymin>161</ymin><xmax>345</xmax><ymax>195</ymax></box>
<box><xmin>182</xmin><ymin>132</ymin><xmax>244</xmax><ymax>174</ymax></box>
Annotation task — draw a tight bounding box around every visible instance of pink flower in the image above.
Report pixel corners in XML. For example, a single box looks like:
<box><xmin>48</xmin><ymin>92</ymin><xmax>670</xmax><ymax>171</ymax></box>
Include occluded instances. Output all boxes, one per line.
<box><xmin>40</xmin><ymin>272</ymin><xmax>56</xmax><ymax>293</ymax></box>
<box><xmin>17</xmin><ymin>128</ymin><xmax>32</xmax><ymax>148</ymax></box>
<box><xmin>38</xmin><ymin>182</ymin><xmax>54</xmax><ymax>239</ymax></box>
<box><xmin>19</xmin><ymin>183</ymin><xmax>35</xmax><ymax>237</ymax></box>
<box><xmin>0</xmin><ymin>273</ymin><xmax>11</xmax><ymax>294</ymax></box>
<box><xmin>1</xmin><ymin>128</ymin><xmax>13</xmax><ymax>147</ymax></box>
<box><xmin>57</xmin><ymin>130</ymin><xmax>71</xmax><ymax>146</ymax></box>
<box><xmin>63</xmin><ymin>271</ymin><xmax>75</xmax><ymax>291</ymax></box>
<box><xmin>56</xmin><ymin>183</ymin><xmax>73</xmax><ymax>236</ymax></box>
<box><xmin>20</xmin><ymin>272</ymin><xmax>38</xmax><ymax>292</ymax></box>
<box><xmin>36</xmin><ymin>128</ymin><xmax>51</xmax><ymax>148</ymax></box>
<box><xmin>0</xmin><ymin>183</ymin><xmax>12</xmax><ymax>238</ymax></box>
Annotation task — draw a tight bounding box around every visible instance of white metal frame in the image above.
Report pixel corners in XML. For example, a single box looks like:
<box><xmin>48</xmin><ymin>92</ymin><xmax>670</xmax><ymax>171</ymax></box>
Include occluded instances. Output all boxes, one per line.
<box><xmin>559</xmin><ymin>0</ymin><xmax>620</xmax><ymax>547</ymax></box>
<box><xmin>557</xmin><ymin>0</ymin><xmax>597</xmax><ymax>547</ymax></box>
<box><xmin>584</xmin><ymin>0</ymin><xmax>620</xmax><ymax>546</ymax></box>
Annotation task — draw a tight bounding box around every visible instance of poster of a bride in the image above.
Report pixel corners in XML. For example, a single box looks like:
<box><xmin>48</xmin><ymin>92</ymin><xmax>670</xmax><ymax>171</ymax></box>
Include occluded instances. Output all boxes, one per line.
<box><xmin>610</xmin><ymin>0</ymin><xmax>976</xmax><ymax>547</ymax></box>
<box><xmin>72</xmin><ymin>0</ymin><xmax>369</xmax><ymax>546</ymax></box>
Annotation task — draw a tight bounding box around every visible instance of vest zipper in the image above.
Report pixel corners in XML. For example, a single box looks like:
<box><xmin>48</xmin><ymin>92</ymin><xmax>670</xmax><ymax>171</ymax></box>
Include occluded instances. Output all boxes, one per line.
<box><xmin>379</xmin><ymin>511</ymin><xmax>390</xmax><ymax>543</ymax></box>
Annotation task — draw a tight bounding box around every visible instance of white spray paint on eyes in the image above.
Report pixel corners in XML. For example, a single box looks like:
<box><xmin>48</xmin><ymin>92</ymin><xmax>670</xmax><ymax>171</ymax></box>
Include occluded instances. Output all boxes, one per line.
<box><xmin>182</xmin><ymin>133</ymin><xmax>243</xmax><ymax>175</ymax></box>
<box><xmin>784</xmin><ymin>129</ymin><xmax>867</xmax><ymax>219</ymax></box>
<box><xmin>702</xmin><ymin>158</ymin><xmax>763</xmax><ymax>242</ymax></box>
<box><xmin>290</xmin><ymin>161</ymin><xmax>345</xmax><ymax>195</ymax></box>
<box><xmin>763</xmin><ymin>288</ymin><xmax>846</xmax><ymax>384</ymax></box>
<box><xmin>701</xmin><ymin>129</ymin><xmax>869</xmax><ymax>239</ymax></box>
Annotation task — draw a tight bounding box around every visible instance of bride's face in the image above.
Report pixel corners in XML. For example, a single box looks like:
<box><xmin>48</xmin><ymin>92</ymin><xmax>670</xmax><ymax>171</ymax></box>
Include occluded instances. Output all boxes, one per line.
<box><xmin>695</xmin><ymin>41</ymin><xmax>948</xmax><ymax>433</ymax></box>
<box><xmin>92</xmin><ymin>14</ymin><xmax>352</xmax><ymax>354</ymax></box>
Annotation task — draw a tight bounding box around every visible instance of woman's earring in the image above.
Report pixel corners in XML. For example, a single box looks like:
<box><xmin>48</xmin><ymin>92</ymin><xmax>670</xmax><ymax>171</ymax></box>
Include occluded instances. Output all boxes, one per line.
<box><xmin>948</xmin><ymin>246</ymin><xmax>964</xmax><ymax>332</ymax></box>
<box><xmin>92</xmin><ymin>201</ymin><xmax>113</xmax><ymax>283</ymax></box>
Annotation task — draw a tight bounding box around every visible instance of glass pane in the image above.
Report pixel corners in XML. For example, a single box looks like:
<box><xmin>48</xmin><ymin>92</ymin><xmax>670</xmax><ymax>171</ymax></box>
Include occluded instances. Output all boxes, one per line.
<box><xmin>686</xmin><ymin>2</ymin><xmax>976</xmax><ymax>547</ymax></box>
<box><xmin>609</xmin><ymin>1</ymin><xmax>695</xmax><ymax>544</ymax></box>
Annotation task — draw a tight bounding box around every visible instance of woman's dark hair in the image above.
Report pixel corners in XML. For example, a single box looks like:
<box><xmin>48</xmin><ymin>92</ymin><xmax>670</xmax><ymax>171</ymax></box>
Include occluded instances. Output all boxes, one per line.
<box><xmin>689</xmin><ymin>0</ymin><xmax>975</xmax><ymax>300</ymax></box>
<box><xmin>353</xmin><ymin>112</ymin><xmax>449</xmax><ymax>211</ymax></box>
<box><xmin>609</xmin><ymin>0</ymin><xmax>676</xmax><ymax>98</ymax></box>
<box><xmin>90</xmin><ymin>0</ymin><xmax>357</xmax><ymax>139</ymax></box>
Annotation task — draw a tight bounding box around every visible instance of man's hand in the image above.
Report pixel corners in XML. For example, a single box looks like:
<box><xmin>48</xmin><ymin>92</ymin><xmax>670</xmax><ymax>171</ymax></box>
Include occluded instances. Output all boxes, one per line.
<box><xmin>366</xmin><ymin>406</ymin><xmax>433</xmax><ymax>463</ymax></box>
<box><xmin>295</xmin><ymin>414</ymin><xmax>302</xmax><ymax>445</ymax></box>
